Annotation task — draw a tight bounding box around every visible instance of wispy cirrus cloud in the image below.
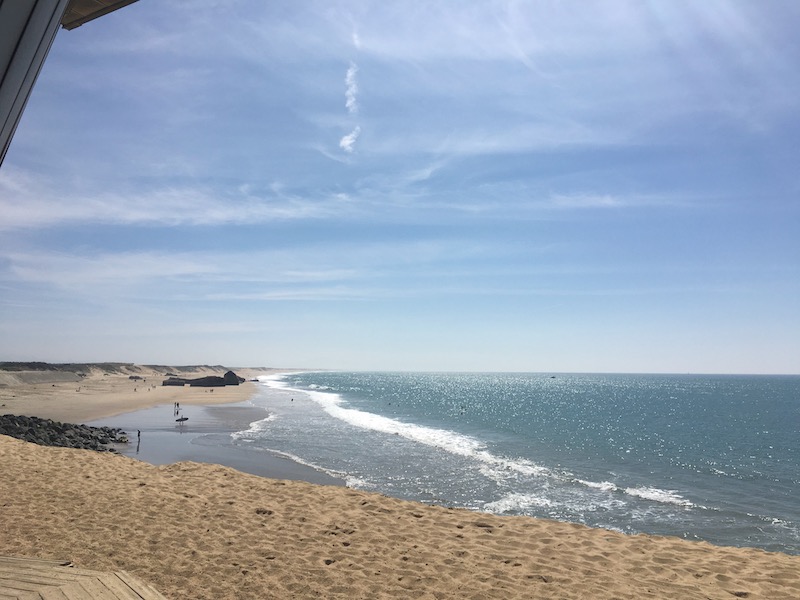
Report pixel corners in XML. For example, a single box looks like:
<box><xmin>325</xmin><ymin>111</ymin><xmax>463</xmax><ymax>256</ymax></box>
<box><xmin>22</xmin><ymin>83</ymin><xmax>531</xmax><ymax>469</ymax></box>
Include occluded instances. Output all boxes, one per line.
<box><xmin>0</xmin><ymin>167</ymin><xmax>358</xmax><ymax>230</ymax></box>
<box><xmin>366</xmin><ymin>119</ymin><xmax>628</xmax><ymax>158</ymax></box>
<box><xmin>4</xmin><ymin>241</ymin><xmax>751</xmax><ymax>310</ymax></box>
<box><xmin>0</xmin><ymin>238</ymin><xmax>503</xmax><ymax>305</ymax></box>
<box><xmin>549</xmin><ymin>194</ymin><xmax>622</xmax><ymax>209</ymax></box>
<box><xmin>339</xmin><ymin>126</ymin><xmax>361</xmax><ymax>153</ymax></box>
<box><xmin>345</xmin><ymin>61</ymin><xmax>359</xmax><ymax>114</ymax></box>
<box><xmin>339</xmin><ymin>60</ymin><xmax>361</xmax><ymax>153</ymax></box>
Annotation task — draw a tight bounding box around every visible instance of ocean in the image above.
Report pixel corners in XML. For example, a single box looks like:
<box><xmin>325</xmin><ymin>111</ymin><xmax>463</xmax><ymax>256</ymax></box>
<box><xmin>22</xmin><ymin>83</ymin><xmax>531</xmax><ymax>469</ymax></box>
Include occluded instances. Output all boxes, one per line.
<box><xmin>234</xmin><ymin>372</ymin><xmax>799</xmax><ymax>555</ymax></box>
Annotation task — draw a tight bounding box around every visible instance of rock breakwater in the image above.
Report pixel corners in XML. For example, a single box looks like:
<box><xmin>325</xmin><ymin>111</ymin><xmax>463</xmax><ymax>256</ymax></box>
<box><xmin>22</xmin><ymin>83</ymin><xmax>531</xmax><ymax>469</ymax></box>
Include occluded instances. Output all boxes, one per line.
<box><xmin>0</xmin><ymin>414</ymin><xmax>127</xmax><ymax>451</ymax></box>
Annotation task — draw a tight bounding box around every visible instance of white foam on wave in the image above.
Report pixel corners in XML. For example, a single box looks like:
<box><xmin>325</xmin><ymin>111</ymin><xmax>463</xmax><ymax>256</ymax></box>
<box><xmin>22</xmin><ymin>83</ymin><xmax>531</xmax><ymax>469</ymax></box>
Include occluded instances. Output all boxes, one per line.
<box><xmin>477</xmin><ymin>454</ymin><xmax>552</xmax><ymax>484</ymax></box>
<box><xmin>484</xmin><ymin>493</ymin><xmax>554</xmax><ymax>514</ymax></box>
<box><xmin>576</xmin><ymin>479</ymin><xmax>619</xmax><ymax>492</ymax></box>
<box><xmin>263</xmin><ymin>448</ymin><xmax>348</xmax><ymax>481</ymax></box>
<box><xmin>307</xmin><ymin>387</ymin><xmax>558</xmax><ymax>481</ymax></box>
<box><xmin>747</xmin><ymin>512</ymin><xmax>798</xmax><ymax>530</ymax></box>
<box><xmin>344</xmin><ymin>475</ymin><xmax>374</xmax><ymax>490</ymax></box>
<box><xmin>266</xmin><ymin>377</ymin><xmax>553</xmax><ymax>481</ymax></box>
<box><xmin>624</xmin><ymin>486</ymin><xmax>694</xmax><ymax>507</ymax></box>
<box><xmin>230</xmin><ymin>414</ymin><xmax>277</xmax><ymax>441</ymax></box>
<box><xmin>305</xmin><ymin>387</ymin><xmax>487</xmax><ymax>457</ymax></box>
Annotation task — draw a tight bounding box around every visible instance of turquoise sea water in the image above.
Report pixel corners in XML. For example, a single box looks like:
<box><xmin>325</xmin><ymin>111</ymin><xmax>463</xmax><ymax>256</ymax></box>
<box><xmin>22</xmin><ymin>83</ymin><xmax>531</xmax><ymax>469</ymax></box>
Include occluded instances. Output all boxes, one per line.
<box><xmin>236</xmin><ymin>372</ymin><xmax>798</xmax><ymax>554</ymax></box>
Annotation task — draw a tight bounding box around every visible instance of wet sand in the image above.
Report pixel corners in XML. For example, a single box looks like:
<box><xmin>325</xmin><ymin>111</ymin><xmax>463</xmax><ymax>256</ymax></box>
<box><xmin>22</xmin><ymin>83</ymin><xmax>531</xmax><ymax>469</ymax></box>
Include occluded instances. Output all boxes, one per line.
<box><xmin>89</xmin><ymin>400</ymin><xmax>343</xmax><ymax>486</ymax></box>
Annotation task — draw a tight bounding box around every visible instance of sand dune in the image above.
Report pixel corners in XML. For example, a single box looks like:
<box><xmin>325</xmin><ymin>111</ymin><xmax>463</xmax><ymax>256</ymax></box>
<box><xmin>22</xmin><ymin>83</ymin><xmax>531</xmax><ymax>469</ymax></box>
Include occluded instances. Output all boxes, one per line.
<box><xmin>0</xmin><ymin>365</ymin><xmax>270</xmax><ymax>422</ymax></box>
<box><xmin>1</xmin><ymin>435</ymin><xmax>798</xmax><ymax>600</ymax></box>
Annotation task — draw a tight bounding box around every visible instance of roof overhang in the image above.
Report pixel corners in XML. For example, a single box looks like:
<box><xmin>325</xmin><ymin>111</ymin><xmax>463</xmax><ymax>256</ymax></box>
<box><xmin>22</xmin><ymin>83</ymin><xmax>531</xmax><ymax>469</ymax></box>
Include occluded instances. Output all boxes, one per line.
<box><xmin>0</xmin><ymin>0</ymin><xmax>140</xmax><ymax>167</ymax></box>
<box><xmin>61</xmin><ymin>0</ymin><xmax>139</xmax><ymax>30</ymax></box>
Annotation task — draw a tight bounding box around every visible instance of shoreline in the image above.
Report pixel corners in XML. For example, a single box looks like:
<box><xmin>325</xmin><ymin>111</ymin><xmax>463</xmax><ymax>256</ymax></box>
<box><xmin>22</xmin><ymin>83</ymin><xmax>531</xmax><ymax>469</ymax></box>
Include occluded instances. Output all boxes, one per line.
<box><xmin>89</xmin><ymin>396</ymin><xmax>344</xmax><ymax>486</ymax></box>
<box><xmin>0</xmin><ymin>364</ymin><xmax>343</xmax><ymax>486</ymax></box>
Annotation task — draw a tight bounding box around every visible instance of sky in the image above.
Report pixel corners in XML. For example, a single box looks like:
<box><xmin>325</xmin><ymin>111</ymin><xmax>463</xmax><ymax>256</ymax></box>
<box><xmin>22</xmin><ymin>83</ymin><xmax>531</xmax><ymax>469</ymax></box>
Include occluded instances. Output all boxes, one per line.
<box><xmin>1</xmin><ymin>0</ymin><xmax>799</xmax><ymax>373</ymax></box>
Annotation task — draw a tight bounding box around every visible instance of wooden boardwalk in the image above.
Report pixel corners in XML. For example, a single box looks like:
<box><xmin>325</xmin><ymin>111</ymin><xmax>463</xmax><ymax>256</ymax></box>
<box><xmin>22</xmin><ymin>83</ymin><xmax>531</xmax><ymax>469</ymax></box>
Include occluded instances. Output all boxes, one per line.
<box><xmin>0</xmin><ymin>556</ymin><xmax>167</xmax><ymax>600</ymax></box>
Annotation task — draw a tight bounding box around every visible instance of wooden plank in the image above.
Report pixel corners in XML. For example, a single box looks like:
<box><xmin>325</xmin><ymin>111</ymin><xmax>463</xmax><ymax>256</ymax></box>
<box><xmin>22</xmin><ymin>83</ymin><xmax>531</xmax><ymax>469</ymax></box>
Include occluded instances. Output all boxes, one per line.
<box><xmin>38</xmin><ymin>585</ymin><xmax>71</xmax><ymax>600</ymax></box>
<box><xmin>11</xmin><ymin>566</ymin><xmax>135</xmax><ymax>597</ymax></box>
<box><xmin>0</xmin><ymin>573</ymin><xmax>84</xmax><ymax>594</ymax></box>
<box><xmin>0</xmin><ymin>583</ymin><xmax>44</xmax><ymax>599</ymax></box>
<box><xmin>54</xmin><ymin>582</ymin><xmax>98</xmax><ymax>600</ymax></box>
<box><xmin>0</xmin><ymin>567</ymin><xmax>74</xmax><ymax>581</ymax></box>
<box><xmin>69</xmin><ymin>580</ymin><xmax>116</xmax><ymax>600</ymax></box>
<box><xmin>90</xmin><ymin>576</ymin><xmax>139</xmax><ymax>600</ymax></box>
<box><xmin>2</xmin><ymin>592</ymin><xmax>42</xmax><ymax>600</ymax></box>
<box><xmin>59</xmin><ymin>581</ymin><xmax>96</xmax><ymax>600</ymax></box>
<box><xmin>0</xmin><ymin>558</ymin><xmax>72</xmax><ymax>568</ymax></box>
<box><xmin>0</xmin><ymin>576</ymin><xmax>56</xmax><ymax>593</ymax></box>
<box><xmin>42</xmin><ymin>568</ymin><xmax>109</xmax><ymax>579</ymax></box>
<box><xmin>112</xmin><ymin>573</ymin><xmax>166</xmax><ymax>600</ymax></box>
<box><xmin>0</xmin><ymin>567</ymin><xmax>73</xmax><ymax>586</ymax></box>
<box><xmin>0</xmin><ymin>557</ymin><xmax>167</xmax><ymax>600</ymax></box>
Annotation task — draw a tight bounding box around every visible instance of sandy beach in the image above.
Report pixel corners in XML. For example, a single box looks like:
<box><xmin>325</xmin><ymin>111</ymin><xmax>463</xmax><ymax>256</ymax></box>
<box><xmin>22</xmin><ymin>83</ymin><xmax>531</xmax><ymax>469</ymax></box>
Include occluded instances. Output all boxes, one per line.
<box><xmin>0</xmin><ymin>364</ymin><xmax>271</xmax><ymax>423</ymax></box>
<box><xmin>1</xmin><ymin>365</ymin><xmax>799</xmax><ymax>599</ymax></box>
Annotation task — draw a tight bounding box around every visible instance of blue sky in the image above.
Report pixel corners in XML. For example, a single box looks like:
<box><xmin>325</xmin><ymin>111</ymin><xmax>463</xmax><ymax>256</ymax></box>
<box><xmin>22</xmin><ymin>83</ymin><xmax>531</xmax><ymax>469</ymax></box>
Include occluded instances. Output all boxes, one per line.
<box><xmin>1</xmin><ymin>0</ymin><xmax>798</xmax><ymax>373</ymax></box>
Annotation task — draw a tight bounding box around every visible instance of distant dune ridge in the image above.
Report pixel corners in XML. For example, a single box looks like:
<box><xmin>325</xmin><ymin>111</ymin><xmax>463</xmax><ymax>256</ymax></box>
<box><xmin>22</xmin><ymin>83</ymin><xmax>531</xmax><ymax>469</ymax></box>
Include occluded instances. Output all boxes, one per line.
<box><xmin>0</xmin><ymin>362</ymin><xmax>798</xmax><ymax>599</ymax></box>
<box><xmin>0</xmin><ymin>362</ymin><xmax>230</xmax><ymax>388</ymax></box>
<box><xmin>0</xmin><ymin>361</ymin><xmax>239</xmax><ymax>381</ymax></box>
<box><xmin>0</xmin><ymin>362</ymin><xmax>274</xmax><ymax>422</ymax></box>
